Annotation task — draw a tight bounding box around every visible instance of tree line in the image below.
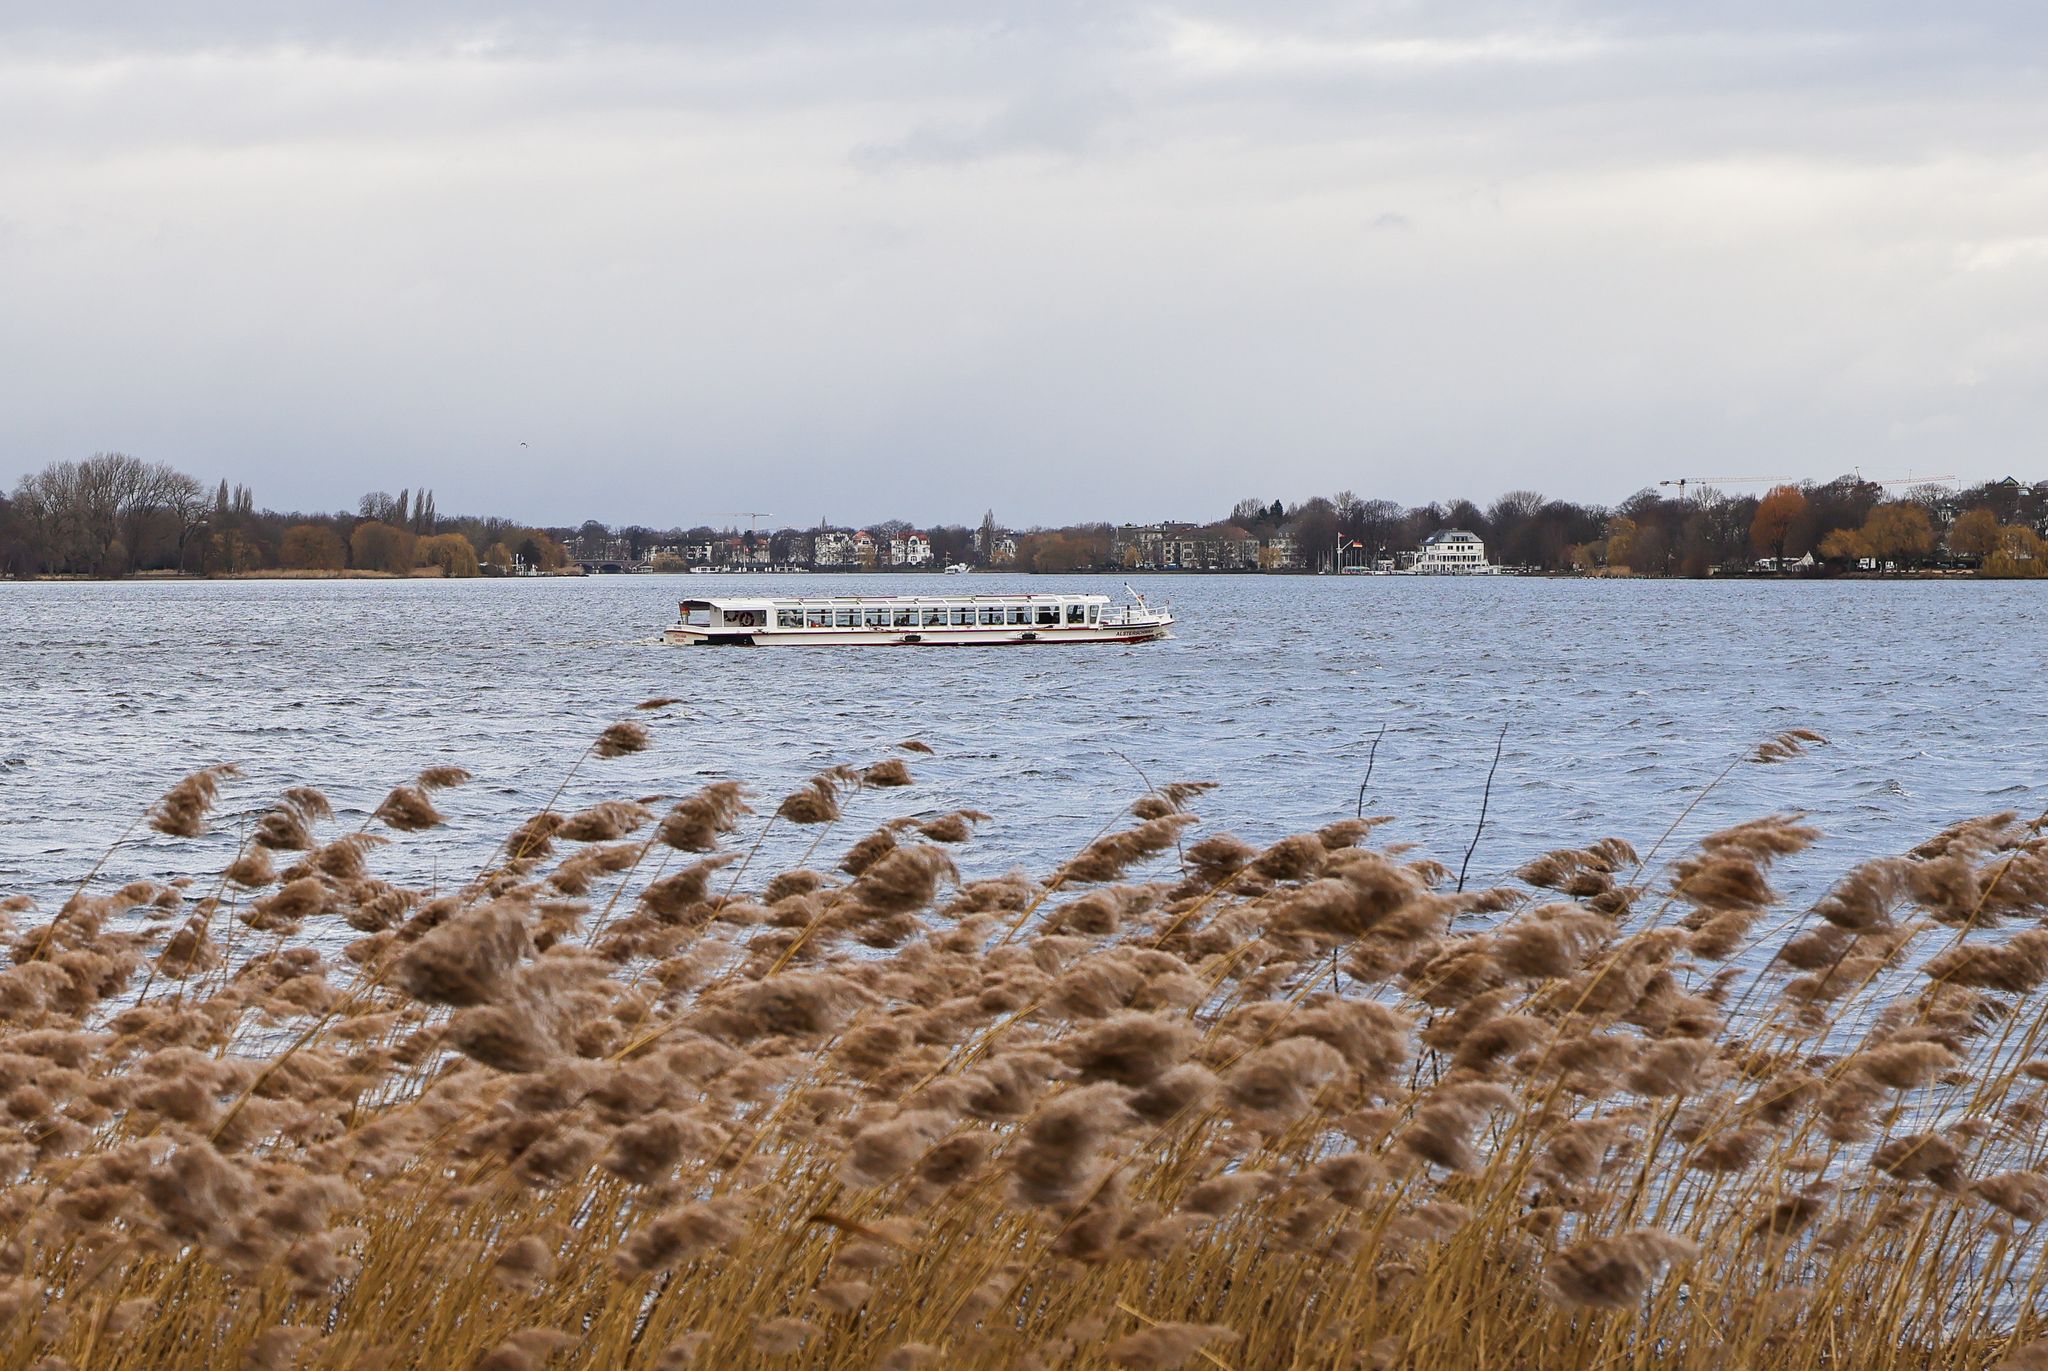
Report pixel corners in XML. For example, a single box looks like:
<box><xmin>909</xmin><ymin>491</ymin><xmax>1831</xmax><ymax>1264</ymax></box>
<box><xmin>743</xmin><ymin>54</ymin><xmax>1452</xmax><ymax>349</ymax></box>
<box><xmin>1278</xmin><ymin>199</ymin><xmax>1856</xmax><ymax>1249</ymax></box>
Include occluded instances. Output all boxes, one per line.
<box><xmin>4</xmin><ymin>453</ymin><xmax>2045</xmax><ymax>578</ymax></box>
<box><xmin>0</xmin><ymin>454</ymin><xmax>569</xmax><ymax>578</ymax></box>
<box><xmin>1209</xmin><ymin>477</ymin><xmax>2048</xmax><ymax>577</ymax></box>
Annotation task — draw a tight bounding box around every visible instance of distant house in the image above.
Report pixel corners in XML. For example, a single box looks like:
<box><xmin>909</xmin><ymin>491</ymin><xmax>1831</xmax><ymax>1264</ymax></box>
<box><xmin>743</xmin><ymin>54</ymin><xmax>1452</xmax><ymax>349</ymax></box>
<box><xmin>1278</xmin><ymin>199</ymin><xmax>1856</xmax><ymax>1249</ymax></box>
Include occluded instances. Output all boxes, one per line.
<box><xmin>1755</xmin><ymin>552</ymin><xmax>1818</xmax><ymax>573</ymax></box>
<box><xmin>1112</xmin><ymin>523</ymin><xmax>1185</xmax><ymax>568</ymax></box>
<box><xmin>852</xmin><ymin>531</ymin><xmax>878</xmax><ymax>566</ymax></box>
<box><xmin>1413</xmin><ymin>529</ymin><xmax>1495</xmax><ymax>574</ymax></box>
<box><xmin>1113</xmin><ymin>521</ymin><xmax>1258</xmax><ymax>570</ymax></box>
<box><xmin>891</xmin><ymin>531</ymin><xmax>934</xmax><ymax>566</ymax></box>
<box><xmin>813</xmin><ymin>531</ymin><xmax>855</xmax><ymax>567</ymax></box>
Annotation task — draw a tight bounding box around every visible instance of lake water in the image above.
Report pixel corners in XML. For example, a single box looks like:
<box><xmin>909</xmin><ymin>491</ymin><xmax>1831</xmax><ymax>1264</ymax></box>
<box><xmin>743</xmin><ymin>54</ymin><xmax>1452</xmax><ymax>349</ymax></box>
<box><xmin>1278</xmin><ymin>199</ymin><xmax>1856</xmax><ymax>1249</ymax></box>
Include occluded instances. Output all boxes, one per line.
<box><xmin>2</xmin><ymin>574</ymin><xmax>2042</xmax><ymax>922</ymax></box>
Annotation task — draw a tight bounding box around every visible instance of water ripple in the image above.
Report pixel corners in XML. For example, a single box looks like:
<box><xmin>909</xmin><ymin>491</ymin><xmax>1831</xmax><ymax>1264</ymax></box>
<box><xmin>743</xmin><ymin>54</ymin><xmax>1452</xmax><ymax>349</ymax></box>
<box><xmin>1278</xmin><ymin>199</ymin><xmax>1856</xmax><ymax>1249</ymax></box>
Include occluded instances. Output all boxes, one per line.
<box><xmin>2</xmin><ymin>574</ymin><xmax>2043</xmax><ymax>928</ymax></box>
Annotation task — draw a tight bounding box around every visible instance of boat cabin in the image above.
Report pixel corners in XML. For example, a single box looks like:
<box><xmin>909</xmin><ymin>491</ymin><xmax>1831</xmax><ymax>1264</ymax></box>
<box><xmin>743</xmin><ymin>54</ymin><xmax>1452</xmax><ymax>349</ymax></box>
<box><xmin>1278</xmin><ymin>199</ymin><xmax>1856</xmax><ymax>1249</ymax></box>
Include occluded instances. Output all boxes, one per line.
<box><xmin>664</xmin><ymin>593</ymin><xmax>1171</xmax><ymax>646</ymax></box>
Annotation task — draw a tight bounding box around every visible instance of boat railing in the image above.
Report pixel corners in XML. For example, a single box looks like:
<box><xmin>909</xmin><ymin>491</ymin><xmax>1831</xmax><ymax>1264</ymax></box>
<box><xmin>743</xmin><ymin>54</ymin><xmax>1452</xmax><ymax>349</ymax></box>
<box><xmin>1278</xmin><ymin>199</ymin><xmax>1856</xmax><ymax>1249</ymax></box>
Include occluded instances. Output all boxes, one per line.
<box><xmin>1102</xmin><ymin>600</ymin><xmax>1172</xmax><ymax>627</ymax></box>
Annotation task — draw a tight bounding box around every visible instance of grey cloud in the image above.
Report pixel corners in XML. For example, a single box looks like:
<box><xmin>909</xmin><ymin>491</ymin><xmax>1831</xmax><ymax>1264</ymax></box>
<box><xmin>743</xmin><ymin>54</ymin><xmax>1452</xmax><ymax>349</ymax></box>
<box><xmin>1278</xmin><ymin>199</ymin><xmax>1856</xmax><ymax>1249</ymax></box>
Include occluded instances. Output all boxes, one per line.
<box><xmin>855</xmin><ymin>83</ymin><xmax>1130</xmax><ymax>166</ymax></box>
<box><xmin>1</xmin><ymin>2</ymin><xmax>2046</xmax><ymax>524</ymax></box>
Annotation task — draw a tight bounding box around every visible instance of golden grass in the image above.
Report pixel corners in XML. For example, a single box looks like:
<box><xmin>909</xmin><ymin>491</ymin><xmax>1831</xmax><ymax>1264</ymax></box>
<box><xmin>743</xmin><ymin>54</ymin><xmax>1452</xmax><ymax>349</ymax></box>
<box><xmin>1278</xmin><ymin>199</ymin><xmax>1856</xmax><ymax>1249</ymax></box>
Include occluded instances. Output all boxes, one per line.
<box><xmin>4</xmin><ymin>723</ymin><xmax>2048</xmax><ymax>1368</ymax></box>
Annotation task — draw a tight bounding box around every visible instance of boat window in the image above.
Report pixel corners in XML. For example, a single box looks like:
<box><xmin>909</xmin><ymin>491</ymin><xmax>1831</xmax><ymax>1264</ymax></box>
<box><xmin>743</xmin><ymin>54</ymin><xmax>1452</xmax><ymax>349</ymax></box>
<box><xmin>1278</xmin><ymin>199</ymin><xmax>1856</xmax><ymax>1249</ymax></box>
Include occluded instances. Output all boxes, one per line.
<box><xmin>835</xmin><ymin>609</ymin><xmax>857</xmax><ymax>628</ymax></box>
<box><xmin>685</xmin><ymin>607</ymin><xmax>710</xmax><ymax>627</ymax></box>
<box><xmin>950</xmin><ymin>607</ymin><xmax>972</xmax><ymax>626</ymax></box>
<box><xmin>1007</xmin><ymin>606</ymin><xmax>1030</xmax><ymax>625</ymax></box>
<box><xmin>1036</xmin><ymin>604</ymin><xmax>1059</xmax><ymax>626</ymax></box>
<box><xmin>777</xmin><ymin>609</ymin><xmax>802</xmax><ymax>628</ymax></box>
<box><xmin>1087</xmin><ymin>604</ymin><xmax>1099</xmax><ymax>624</ymax></box>
<box><xmin>893</xmin><ymin>608</ymin><xmax>915</xmax><ymax>627</ymax></box>
<box><xmin>980</xmin><ymin>606</ymin><xmax>1003</xmax><ymax>625</ymax></box>
<box><xmin>922</xmin><ymin>607</ymin><xmax>945</xmax><ymax>626</ymax></box>
<box><xmin>1065</xmin><ymin>603</ymin><xmax>1085</xmax><ymax>625</ymax></box>
<box><xmin>864</xmin><ymin>608</ymin><xmax>888</xmax><ymax>627</ymax></box>
<box><xmin>806</xmin><ymin>609</ymin><xmax>829</xmax><ymax>628</ymax></box>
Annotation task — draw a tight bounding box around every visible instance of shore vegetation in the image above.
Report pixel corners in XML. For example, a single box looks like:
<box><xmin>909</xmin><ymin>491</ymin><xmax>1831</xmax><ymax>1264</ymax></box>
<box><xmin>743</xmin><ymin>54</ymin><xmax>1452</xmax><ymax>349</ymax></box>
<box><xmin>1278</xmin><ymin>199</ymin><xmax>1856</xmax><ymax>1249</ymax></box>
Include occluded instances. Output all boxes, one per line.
<box><xmin>4</xmin><ymin>453</ymin><xmax>2046</xmax><ymax>579</ymax></box>
<box><xmin>2</xmin><ymin>722</ymin><xmax>2047</xmax><ymax>1366</ymax></box>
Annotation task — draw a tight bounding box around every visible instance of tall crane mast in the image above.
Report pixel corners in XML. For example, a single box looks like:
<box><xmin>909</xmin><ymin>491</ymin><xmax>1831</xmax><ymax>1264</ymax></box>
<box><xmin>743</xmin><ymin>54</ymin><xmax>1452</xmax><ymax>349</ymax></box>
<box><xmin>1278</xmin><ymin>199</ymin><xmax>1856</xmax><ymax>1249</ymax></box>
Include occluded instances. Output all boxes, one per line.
<box><xmin>708</xmin><ymin>512</ymin><xmax>775</xmax><ymax>536</ymax></box>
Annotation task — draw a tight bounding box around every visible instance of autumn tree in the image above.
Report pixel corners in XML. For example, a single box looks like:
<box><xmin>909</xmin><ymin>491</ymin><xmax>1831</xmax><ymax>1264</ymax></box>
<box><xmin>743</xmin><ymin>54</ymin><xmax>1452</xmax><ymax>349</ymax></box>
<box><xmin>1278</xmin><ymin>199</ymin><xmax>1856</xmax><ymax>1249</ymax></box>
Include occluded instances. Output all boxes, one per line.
<box><xmin>350</xmin><ymin>521</ymin><xmax>417</xmax><ymax>575</ymax></box>
<box><xmin>1601</xmin><ymin>516</ymin><xmax>1638</xmax><ymax>570</ymax></box>
<box><xmin>1984</xmin><ymin>525</ymin><xmax>2048</xmax><ymax>578</ymax></box>
<box><xmin>1818</xmin><ymin>528</ymin><xmax>1868</xmax><ymax>563</ymax></box>
<box><xmin>1625</xmin><ymin>523</ymin><xmax>1671</xmax><ymax>575</ymax></box>
<box><xmin>510</xmin><ymin>530</ymin><xmax>566</xmax><ymax>571</ymax></box>
<box><xmin>279</xmin><ymin>523</ymin><xmax>346</xmax><ymax>571</ymax></box>
<box><xmin>1862</xmin><ymin>502</ymin><xmax>1935</xmax><ymax>569</ymax></box>
<box><xmin>1749</xmin><ymin>485</ymin><xmax>1808</xmax><ymax>564</ymax></box>
<box><xmin>414</xmin><ymin>532</ymin><xmax>481</xmax><ymax>577</ymax></box>
<box><xmin>1948</xmin><ymin>507</ymin><xmax>2002</xmax><ymax>561</ymax></box>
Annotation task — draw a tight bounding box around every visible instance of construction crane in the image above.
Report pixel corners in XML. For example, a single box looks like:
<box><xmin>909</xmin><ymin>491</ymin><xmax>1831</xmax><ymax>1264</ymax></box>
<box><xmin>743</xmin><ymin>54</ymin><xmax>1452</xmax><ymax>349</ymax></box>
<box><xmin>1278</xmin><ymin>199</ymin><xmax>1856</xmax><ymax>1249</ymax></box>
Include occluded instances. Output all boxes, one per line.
<box><xmin>1848</xmin><ymin>471</ymin><xmax>1957</xmax><ymax>489</ymax></box>
<box><xmin>1661</xmin><ymin>474</ymin><xmax>1956</xmax><ymax>500</ymax></box>
<box><xmin>708</xmin><ymin>511</ymin><xmax>775</xmax><ymax>535</ymax></box>
<box><xmin>1658</xmin><ymin>476</ymin><xmax>1790</xmax><ymax>500</ymax></box>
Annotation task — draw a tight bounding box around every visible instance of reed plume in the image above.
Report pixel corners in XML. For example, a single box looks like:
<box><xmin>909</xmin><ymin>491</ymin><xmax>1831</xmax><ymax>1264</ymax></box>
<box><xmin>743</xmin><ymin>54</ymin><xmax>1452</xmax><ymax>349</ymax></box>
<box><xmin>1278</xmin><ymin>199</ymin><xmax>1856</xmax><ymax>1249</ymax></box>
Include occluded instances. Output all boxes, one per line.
<box><xmin>3</xmin><ymin>731</ymin><xmax>2046</xmax><ymax>1369</ymax></box>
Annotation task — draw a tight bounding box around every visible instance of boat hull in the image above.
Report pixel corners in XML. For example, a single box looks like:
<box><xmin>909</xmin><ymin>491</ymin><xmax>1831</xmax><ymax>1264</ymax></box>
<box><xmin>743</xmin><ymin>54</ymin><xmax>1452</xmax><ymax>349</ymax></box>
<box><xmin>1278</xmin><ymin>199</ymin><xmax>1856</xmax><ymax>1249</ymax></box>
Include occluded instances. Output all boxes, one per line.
<box><xmin>662</xmin><ymin>622</ymin><xmax>1171</xmax><ymax>647</ymax></box>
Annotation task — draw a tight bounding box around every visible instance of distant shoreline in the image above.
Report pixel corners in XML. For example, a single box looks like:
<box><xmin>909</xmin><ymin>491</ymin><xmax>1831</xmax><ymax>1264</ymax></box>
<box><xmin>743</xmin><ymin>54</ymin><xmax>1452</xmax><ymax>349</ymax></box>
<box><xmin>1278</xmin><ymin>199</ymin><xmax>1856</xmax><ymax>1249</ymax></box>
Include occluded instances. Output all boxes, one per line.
<box><xmin>5</xmin><ymin>567</ymin><xmax>2017</xmax><ymax>585</ymax></box>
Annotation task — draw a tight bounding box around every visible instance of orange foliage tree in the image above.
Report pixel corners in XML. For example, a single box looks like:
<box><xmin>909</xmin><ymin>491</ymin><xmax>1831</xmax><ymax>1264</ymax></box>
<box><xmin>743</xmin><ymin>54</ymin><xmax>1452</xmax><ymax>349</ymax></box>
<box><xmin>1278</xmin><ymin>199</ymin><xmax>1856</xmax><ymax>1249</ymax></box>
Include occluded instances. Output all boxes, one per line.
<box><xmin>1748</xmin><ymin>485</ymin><xmax>1808</xmax><ymax>564</ymax></box>
<box><xmin>349</xmin><ymin>520</ymin><xmax>418</xmax><ymax>574</ymax></box>
<box><xmin>278</xmin><ymin>523</ymin><xmax>346</xmax><ymax>572</ymax></box>
<box><xmin>1948</xmin><ymin>507</ymin><xmax>2001</xmax><ymax>561</ymax></box>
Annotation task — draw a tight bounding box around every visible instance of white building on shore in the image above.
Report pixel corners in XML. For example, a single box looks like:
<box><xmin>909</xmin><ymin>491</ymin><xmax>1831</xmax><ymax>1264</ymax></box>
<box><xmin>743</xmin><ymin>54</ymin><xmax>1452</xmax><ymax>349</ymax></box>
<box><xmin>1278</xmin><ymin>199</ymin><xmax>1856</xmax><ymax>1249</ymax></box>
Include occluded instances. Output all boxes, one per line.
<box><xmin>813</xmin><ymin>530</ymin><xmax>856</xmax><ymax>567</ymax></box>
<box><xmin>890</xmin><ymin>531</ymin><xmax>934</xmax><ymax>566</ymax></box>
<box><xmin>1411</xmin><ymin>529</ymin><xmax>1496</xmax><ymax>574</ymax></box>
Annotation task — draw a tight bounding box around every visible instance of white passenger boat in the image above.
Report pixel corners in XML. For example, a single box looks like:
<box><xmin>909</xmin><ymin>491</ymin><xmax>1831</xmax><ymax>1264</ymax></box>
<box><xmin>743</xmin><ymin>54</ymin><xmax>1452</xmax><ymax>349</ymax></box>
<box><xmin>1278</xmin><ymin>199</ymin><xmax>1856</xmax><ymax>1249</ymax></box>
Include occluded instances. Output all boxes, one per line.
<box><xmin>663</xmin><ymin>591</ymin><xmax>1173</xmax><ymax>646</ymax></box>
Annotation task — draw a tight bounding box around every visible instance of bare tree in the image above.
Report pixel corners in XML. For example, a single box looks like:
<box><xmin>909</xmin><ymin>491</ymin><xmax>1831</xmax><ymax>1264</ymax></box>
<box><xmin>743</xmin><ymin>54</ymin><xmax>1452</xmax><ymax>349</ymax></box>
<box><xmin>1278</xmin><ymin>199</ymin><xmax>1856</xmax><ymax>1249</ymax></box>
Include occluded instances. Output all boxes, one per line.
<box><xmin>1230</xmin><ymin>497</ymin><xmax>1270</xmax><ymax>528</ymax></box>
<box><xmin>1333</xmin><ymin>489</ymin><xmax>1365</xmax><ymax>533</ymax></box>
<box><xmin>1487</xmin><ymin>489</ymin><xmax>1545</xmax><ymax>527</ymax></box>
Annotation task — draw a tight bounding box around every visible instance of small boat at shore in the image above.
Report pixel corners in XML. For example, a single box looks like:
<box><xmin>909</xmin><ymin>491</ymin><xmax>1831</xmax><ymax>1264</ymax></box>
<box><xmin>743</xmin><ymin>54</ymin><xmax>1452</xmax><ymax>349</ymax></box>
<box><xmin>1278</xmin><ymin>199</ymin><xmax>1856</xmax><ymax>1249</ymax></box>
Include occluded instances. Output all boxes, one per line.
<box><xmin>664</xmin><ymin>591</ymin><xmax>1173</xmax><ymax>646</ymax></box>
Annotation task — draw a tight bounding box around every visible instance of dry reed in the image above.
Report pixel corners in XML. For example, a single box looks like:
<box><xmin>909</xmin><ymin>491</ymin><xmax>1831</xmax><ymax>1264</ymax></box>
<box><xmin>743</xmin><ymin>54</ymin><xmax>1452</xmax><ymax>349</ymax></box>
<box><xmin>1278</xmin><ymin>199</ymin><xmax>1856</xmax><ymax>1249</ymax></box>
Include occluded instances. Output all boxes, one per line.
<box><xmin>3</xmin><ymin>726</ymin><xmax>2047</xmax><ymax>1368</ymax></box>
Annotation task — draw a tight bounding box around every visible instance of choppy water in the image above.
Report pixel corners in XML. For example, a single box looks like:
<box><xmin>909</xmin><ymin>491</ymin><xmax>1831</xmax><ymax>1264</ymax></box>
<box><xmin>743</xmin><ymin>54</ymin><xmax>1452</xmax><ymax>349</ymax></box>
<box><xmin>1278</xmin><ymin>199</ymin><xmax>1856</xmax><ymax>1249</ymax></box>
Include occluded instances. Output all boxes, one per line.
<box><xmin>1</xmin><ymin>573</ymin><xmax>2041</xmax><ymax>918</ymax></box>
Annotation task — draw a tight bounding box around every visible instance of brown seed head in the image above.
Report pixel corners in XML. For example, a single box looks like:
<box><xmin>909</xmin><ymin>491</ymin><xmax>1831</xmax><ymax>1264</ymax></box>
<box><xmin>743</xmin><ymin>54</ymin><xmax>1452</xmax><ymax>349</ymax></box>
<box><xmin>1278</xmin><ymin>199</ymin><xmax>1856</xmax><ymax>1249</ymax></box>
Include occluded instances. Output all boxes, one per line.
<box><xmin>1545</xmin><ymin>1228</ymin><xmax>1699</xmax><ymax>1308</ymax></box>
<box><xmin>594</xmin><ymin>721</ymin><xmax>652</xmax><ymax>758</ymax></box>
<box><xmin>148</xmin><ymin>765</ymin><xmax>239</xmax><ymax>838</ymax></box>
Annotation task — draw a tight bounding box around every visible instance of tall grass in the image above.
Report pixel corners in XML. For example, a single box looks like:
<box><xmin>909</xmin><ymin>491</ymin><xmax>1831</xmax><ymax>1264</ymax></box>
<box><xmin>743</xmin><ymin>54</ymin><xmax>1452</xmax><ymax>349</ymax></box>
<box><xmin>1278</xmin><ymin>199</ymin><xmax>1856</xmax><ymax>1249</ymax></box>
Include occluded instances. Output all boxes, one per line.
<box><xmin>3</xmin><ymin>718</ymin><xmax>2047</xmax><ymax>1368</ymax></box>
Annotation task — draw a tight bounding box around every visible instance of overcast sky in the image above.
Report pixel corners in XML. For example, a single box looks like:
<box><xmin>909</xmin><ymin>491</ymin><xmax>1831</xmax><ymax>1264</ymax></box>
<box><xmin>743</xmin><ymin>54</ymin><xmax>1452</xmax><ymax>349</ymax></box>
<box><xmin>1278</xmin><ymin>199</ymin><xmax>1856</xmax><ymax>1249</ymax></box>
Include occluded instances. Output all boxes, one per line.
<box><xmin>2</xmin><ymin>3</ymin><xmax>2044</xmax><ymax>528</ymax></box>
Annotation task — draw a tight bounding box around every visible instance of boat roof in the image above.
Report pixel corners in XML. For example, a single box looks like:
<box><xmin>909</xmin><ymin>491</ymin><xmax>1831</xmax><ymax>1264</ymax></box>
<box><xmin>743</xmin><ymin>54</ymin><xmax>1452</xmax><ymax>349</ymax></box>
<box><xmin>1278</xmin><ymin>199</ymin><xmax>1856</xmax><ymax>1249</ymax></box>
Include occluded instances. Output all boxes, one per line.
<box><xmin>680</xmin><ymin>593</ymin><xmax>1113</xmax><ymax>610</ymax></box>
